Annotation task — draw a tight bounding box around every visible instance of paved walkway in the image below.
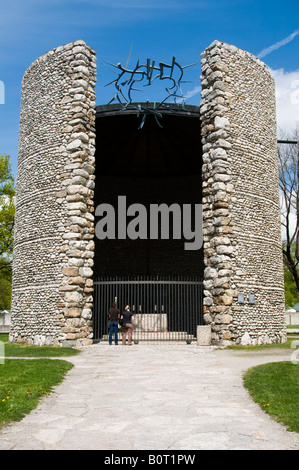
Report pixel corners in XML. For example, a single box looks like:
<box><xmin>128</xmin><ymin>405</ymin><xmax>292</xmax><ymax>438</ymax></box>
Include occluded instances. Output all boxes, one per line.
<box><xmin>1</xmin><ymin>343</ymin><xmax>299</xmax><ymax>450</ymax></box>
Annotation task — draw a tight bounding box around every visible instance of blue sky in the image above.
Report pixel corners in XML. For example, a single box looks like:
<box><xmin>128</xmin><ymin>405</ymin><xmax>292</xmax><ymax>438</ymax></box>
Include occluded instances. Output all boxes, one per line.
<box><xmin>0</xmin><ymin>0</ymin><xmax>299</xmax><ymax>178</ymax></box>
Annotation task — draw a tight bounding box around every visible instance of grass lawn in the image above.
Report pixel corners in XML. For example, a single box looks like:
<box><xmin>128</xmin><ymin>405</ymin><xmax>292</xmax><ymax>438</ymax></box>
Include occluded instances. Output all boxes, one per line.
<box><xmin>0</xmin><ymin>358</ymin><xmax>74</xmax><ymax>429</ymax></box>
<box><xmin>243</xmin><ymin>361</ymin><xmax>299</xmax><ymax>433</ymax></box>
<box><xmin>0</xmin><ymin>333</ymin><xmax>81</xmax><ymax>357</ymax></box>
<box><xmin>226</xmin><ymin>338</ymin><xmax>296</xmax><ymax>351</ymax></box>
<box><xmin>0</xmin><ymin>333</ymin><xmax>80</xmax><ymax>429</ymax></box>
<box><xmin>222</xmin><ymin>336</ymin><xmax>299</xmax><ymax>434</ymax></box>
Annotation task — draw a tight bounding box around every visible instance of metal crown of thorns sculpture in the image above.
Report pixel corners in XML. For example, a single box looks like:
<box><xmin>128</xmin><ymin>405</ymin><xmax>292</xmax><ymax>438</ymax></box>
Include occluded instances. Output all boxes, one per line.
<box><xmin>104</xmin><ymin>55</ymin><xmax>197</xmax><ymax>129</ymax></box>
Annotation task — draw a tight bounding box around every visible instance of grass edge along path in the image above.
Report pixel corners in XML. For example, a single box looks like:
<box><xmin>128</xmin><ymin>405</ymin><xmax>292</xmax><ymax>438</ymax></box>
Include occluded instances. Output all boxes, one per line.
<box><xmin>0</xmin><ymin>333</ymin><xmax>80</xmax><ymax>429</ymax></box>
<box><xmin>243</xmin><ymin>361</ymin><xmax>299</xmax><ymax>434</ymax></box>
<box><xmin>0</xmin><ymin>358</ymin><xmax>74</xmax><ymax>429</ymax></box>
<box><xmin>0</xmin><ymin>333</ymin><xmax>81</xmax><ymax>358</ymax></box>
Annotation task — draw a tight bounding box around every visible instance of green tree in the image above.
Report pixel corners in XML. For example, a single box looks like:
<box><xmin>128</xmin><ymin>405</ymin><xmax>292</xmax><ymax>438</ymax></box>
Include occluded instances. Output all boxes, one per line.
<box><xmin>0</xmin><ymin>257</ymin><xmax>12</xmax><ymax>309</ymax></box>
<box><xmin>0</xmin><ymin>154</ymin><xmax>15</xmax><ymax>310</ymax></box>
<box><xmin>278</xmin><ymin>130</ymin><xmax>299</xmax><ymax>294</ymax></box>
<box><xmin>284</xmin><ymin>266</ymin><xmax>299</xmax><ymax>309</ymax></box>
<box><xmin>0</xmin><ymin>154</ymin><xmax>15</xmax><ymax>266</ymax></box>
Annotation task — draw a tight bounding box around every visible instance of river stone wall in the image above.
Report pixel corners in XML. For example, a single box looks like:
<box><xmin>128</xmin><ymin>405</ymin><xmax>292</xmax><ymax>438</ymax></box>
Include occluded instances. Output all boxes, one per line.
<box><xmin>200</xmin><ymin>41</ymin><xmax>286</xmax><ymax>345</ymax></box>
<box><xmin>10</xmin><ymin>40</ymin><xmax>96</xmax><ymax>346</ymax></box>
<box><xmin>10</xmin><ymin>39</ymin><xmax>286</xmax><ymax>346</ymax></box>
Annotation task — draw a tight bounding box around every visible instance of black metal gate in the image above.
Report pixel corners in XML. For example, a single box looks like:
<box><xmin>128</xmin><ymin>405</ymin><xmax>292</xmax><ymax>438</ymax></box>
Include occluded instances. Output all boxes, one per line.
<box><xmin>93</xmin><ymin>276</ymin><xmax>203</xmax><ymax>343</ymax></box>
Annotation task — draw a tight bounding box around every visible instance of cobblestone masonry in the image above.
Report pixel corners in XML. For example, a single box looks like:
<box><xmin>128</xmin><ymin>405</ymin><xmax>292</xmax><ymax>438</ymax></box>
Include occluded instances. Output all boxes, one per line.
<box><xmin>10</xmin><ymin>40</ymin><xmax>96</xmax><ymax>346</ymax></box>
<box><xmin>200</xmin><ymin>41</ymin><xmax>286</xmax><ymax>345</ymax></box>
<box><xmin>10</xmin><ymin>40</ymin><xmax>286</xmax><ymax>346</ymax></box>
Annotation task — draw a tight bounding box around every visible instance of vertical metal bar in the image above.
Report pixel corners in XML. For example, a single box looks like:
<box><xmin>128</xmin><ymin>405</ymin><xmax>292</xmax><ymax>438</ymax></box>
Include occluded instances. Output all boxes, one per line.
<box><xmin>163</xmin><ymin>277</ymin><xmax>165</xmax><ymax>340</ymax></box>
<box><xmin>180</xmin><ymin>278</ymin><xmax>183</xmax><ymax>341</ymax></box>
<box><xmin>198</xmin><ymin>280</ymin><xmax>200</xmax><ymax>329</ymax></box>
<box><xmin>194</xmin><ymin>280</ymin><xmax>197</xmax><ymax>337</ymax></box>
<box><xmin>100</xmin><ymin>279</ymin><xmax>103</xmax><ymax>340</ymax></box>
<box><xmin>103</xmin><ymin>282</ymin><xmax>109</xmax><ymax>339</ymax></box>
<box><xmin>95</xmin><ymin>278</ymin><xmax>98</xmax><ymax>341</ymax></box>
<box><xmin>189</xmin><ymin>280</ymin><xmax>192</xmax><ymax>339</ymax></box>
<box><xmin>138</xmin><ymin>277</ymin><xmax>140</xmax><ymax>343</ymax></box>
<box><xmin>101</xmin><ymin>278</ymin><xmax>104</xmax><ymax>341</ymax></box>
<box><xmin>187</xmin><ymin>279</ymin><xmax>189</xmax><ymax>340</ymax></box>
<box><xmin>189</xmin><ymin>280</ymin><xmax>192</xmax><ymax>340</ymax></box>
<box><xmin>187</xmin><ymin>278</ymin><xmax>190</xmax><ymax>339</ymax></box>
<box><xmin>183</xmin><ymin>278</ymin><xmax>185</xmax><ymax>342</ymax></box>
<box><xmin>97</xmin><ymin>280</ymin><xmax>99</xmax><ymax>341</ymax></box>
<box><xmin>199</xmin><ymin>280</ymin><xmax>202</xmax><ymax>326</ymax></box>
<box><xmin>190</xmin><ymin>279</ymin><xmax>193</xmax><ymax>340</ymax></box>
<box><xmin>183</xmin><ymin>279</ymin><xmax>185</xmax><ymax>341</ymax></box>
<box><xmin>102</xmin><ymin>277</ymin><xmax>105</xmax><ymax>341</ymax></box>
<box><xmin>171</xmin><ymin>278</ymin><xmax>174</xmax><ymax>341</ymax></box>
<box><xmin>173</xmin><ymin>279</ymin><xmax>175</xmax><ymax>341</ymax></box>
<box><xmin>93</xmin><ymin>280</ymin><xmax>96</xmax><ymax>342</ymax></box>
<box><xmin>202</xmin><ymin>280</ymin><xmax>204</xmax><ymax>324</ymax></box>
<box><xmin>117</xmin><ymin>276</ymin><xmax>120</xmax><ymax>344</ymax></box>
<box><xmin>147</xmin><ymin>276</ymin><xmax>149</xmax><ymax>340</ymax></box>
<box><xmin>177</xmin><ymin>278</ymin><xmax>180</xmax><ymax>341</ymax></box>
<box><xmin>168</xmin><ymin>276</ymin><xmax>170</xmax><ymax>342</ymax></box>
<box><xmin>185</xmin><ymin>279</ymin><xmax>188</xmax><ymax>340</ymax></box>
<box><xmin>186</xmin><ymin>279</ymin><xmax>188</xmax><ymax>340</ymax></box>
<box><xmin>100</xmin><ymin>278</ymin><xmax>102</xmax><ymax>340</ymax></box>
<box><xmin>159</xmin><ymin>278</ymin><xmax>162</xmax><ymax>341</ymax></box>
<box><xmin>157</xmin><ymin>278</ymin><xmax>159</xmax><ymax>340</ymax></box>
<box><xmin>107</xmin><ymin>277</ymin><xmax>109</xmax><ymax>341</ymax></box>
<box><xmin>99</xmin><ymin>278</ymin><xmax>102</xmax><ymax>340</ymax></box>
<box><xmin>179</xmin><ymin>278</ymin><xmax>181</xmax><ymax>341</ymax></box>
<box><xmin>195</xmin><ymin>280</ymin><xmax>198</xmax><ymax>333</ymax></box>
<box><xmin>94</xmin><ymin>278</ymin><xmax>97</xmax><ymax>342</ymax></box>
<box><xmin>178</xmin><ymin>278</ymin><xmax>181</xmax><ymax>342</ymax></box>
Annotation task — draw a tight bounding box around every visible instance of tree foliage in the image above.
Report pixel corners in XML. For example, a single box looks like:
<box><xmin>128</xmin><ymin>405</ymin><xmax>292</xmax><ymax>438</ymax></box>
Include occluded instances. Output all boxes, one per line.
<box><xmin>0</xmin><ymin>154</ymin><xmax>15</xmax><ymax>268</ymax></box>
<box><xmin>284</xmin><ymin>266</ymin><xmax>299</xmax><ymax>309</ymax></box>
<box><xmin>0</xmin><ymin>154</ymin><xmax>15</xmax><ymax>310</ymax></box>
<box><xmin>0</xmin><ymin>257</ymin><xmax>12</xmax><ymax>309</ymax></box>
<box><xmin>278</xmin><ymin>129</ymin><xmax>299</xmax><ymax>295</ymax></box>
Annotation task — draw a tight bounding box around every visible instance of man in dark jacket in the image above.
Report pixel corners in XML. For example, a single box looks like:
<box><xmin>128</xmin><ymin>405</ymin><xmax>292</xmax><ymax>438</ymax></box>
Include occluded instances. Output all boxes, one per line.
<box><xmin>108</xmin><ymin>302</ymin><xmax>120</xmax><ymax>345</ymax></box>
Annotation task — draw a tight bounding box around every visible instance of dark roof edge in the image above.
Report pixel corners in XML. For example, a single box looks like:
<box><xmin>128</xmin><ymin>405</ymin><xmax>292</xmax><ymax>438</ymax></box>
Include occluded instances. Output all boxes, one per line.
<box><xmin>96</xmin><ymin>102</ymin><xmax>201</xmax><ymax>118</ymax></box>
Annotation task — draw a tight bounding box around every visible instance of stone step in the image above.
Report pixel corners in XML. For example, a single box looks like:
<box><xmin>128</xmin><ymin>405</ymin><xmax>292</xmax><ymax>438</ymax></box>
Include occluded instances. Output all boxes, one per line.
<box><xmin>101</xmin><ymin>331</ymin><xmax>196</xmax><ymax>341</ymax></box>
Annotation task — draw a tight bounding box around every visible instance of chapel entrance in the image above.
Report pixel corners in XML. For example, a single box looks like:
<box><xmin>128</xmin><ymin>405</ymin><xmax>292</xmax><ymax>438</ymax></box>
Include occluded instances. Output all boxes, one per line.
<box><xmin>93</xmin><ymin>103</ymin><xmax>203</xmax><ymax>342</ymax></box>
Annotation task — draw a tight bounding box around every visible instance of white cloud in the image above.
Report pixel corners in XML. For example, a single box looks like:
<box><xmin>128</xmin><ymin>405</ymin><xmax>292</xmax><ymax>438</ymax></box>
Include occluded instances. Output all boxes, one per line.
<box><xmin>183</xmin><ymin>85</ymin><xmax>202</xmax><ymax>101</ymax></box>
<box><xmin>271</xmin><ymin>68</ymin><xmax>299</xmax><ymax>135</ymax></box>
<box><xmin>257</xmin><ymin>29</ymin><xmax>299</xmax><ymax>59</ymax></box>
<box><xmin>182</xmin><ymin>69</ymin><xmax>299</xmax><ymax>136</ymax></box>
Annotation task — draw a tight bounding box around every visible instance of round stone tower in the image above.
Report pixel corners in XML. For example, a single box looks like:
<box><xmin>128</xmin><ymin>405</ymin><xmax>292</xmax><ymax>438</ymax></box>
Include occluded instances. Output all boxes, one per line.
<box><xmin>10</xmin><ymin>40</ymin><xmax>97</xmax><ymax>346</ymax></box>
<box><xmin>200</xmin><ymin>41</ymin><xmax>286</xmax><ymax>345</ymax></box>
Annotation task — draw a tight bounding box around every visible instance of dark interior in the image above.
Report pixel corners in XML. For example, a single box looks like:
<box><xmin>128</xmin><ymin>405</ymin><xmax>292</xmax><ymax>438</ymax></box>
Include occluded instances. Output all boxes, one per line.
<box><xmin>93</xmin><ymin>103</ymin><xmax>203</xmax><ymax>278</ymax></box>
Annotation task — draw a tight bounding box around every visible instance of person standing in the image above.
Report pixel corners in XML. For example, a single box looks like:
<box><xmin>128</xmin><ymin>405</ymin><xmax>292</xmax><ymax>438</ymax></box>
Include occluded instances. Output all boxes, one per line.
<box><xmin>121</xmin><ymin>305</ymin><xmax>134</xmax><ymax>345</ymax></box>
<box><xmin>108</xmin><ymin>302</ymin><xmax>120</xmax><ymax>345</ymax></box>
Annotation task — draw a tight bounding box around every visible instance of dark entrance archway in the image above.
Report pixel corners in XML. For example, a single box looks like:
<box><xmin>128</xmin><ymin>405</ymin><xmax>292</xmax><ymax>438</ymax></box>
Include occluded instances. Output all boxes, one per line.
<box><xmin>93</xmin><ymin>103</ymin><xmax>203</xmax><ymax>342</ymax></box>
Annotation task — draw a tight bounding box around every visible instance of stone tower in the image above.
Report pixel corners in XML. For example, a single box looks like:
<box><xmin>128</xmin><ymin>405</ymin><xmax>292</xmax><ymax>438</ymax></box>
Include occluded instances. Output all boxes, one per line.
<box><xmin>200</xmin><ymin>41</ymin><xmax>286</xmax><ymax>345</ymax></box>
<box><xmin>10</xmin><ymin>41</ymin><xmax>97</xmax><ymax>346</ymax></box>
<box><xmin>9</xmin><ymin>40</ymin><xmax>286</xmax><ymax>346</ymax></box>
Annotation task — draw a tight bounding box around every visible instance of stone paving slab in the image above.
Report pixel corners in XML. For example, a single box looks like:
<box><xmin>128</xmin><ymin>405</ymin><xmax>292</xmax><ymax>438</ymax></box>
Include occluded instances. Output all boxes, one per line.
<box><xmin>1</xmin><ymin>343</ymin><xmax>299</xmax><ymax>450</ymax></box>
